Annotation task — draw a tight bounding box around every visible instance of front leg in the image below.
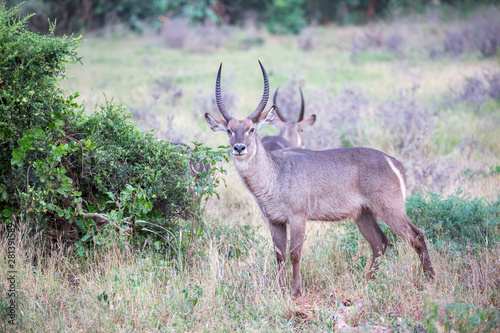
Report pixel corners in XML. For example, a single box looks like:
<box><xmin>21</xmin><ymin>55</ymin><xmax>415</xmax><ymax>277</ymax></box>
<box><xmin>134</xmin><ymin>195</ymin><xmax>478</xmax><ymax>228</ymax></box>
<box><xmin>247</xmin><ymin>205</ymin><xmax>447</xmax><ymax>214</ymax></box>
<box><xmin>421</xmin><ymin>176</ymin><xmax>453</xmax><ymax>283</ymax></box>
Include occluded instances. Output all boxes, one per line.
<box><xmin>289</xmin><ymin>216</ymin><xmax>306</xmax><ymax>297</ymax></box>
<box><xmin>267</xmin><ymin>221</ymin><xmax>287</xmax><ymax>291</ymax></box>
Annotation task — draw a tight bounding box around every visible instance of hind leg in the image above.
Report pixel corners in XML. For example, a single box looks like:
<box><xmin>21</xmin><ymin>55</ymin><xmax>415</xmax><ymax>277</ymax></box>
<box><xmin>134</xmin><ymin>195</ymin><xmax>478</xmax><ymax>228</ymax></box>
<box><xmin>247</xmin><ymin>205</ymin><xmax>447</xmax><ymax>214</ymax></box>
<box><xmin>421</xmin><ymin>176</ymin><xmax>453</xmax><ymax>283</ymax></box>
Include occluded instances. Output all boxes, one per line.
<box><xmin>355</xmin><ymin>208</ymin><xmax>389</xmax><ymax>280</ymax></box>
<box><xmin>407</xmin><ymin>219</ymin><xmax>435</xmax><ymax>279</ymax></box>
<box><xmin>381</xmin><ymin>212</ymin><xmax>435</xmax><ymax>279</ymax></box>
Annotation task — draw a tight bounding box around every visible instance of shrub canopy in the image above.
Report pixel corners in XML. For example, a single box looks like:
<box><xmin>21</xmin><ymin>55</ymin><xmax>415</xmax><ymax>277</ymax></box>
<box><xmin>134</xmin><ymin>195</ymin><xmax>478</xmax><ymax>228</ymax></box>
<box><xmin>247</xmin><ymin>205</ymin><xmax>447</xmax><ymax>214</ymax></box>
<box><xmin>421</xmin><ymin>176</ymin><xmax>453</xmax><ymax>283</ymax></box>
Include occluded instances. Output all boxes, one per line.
<box><xmin>0</xmin><ymin>5</ymin><xmax>228</xmax><ymax>248</ymax></box>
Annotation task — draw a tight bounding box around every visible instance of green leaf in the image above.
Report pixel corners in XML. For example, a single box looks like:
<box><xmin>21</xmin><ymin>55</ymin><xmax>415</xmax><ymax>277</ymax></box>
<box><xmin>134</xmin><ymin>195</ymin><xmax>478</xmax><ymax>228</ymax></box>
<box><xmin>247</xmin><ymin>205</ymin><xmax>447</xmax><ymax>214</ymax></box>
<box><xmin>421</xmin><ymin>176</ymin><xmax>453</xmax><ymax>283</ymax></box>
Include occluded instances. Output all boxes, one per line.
<box><xmin>11</xmin><ymin>148</ymin><xmax>25</xmax><ymax>166</ymax></box>
<box><xmin>33</xmin><ymin>126</ymin><xmax>45</xmax><ymax>139</ymax></box>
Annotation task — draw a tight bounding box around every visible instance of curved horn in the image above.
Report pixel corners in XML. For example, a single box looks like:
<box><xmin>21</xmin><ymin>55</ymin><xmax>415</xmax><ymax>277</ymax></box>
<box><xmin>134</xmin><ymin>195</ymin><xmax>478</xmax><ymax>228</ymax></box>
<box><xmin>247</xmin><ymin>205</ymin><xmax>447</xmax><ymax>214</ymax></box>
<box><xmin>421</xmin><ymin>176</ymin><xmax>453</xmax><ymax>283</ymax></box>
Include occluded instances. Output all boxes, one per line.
<box><xmin>273</xmin><ymin>87</ymin><xmax>288</xmax><ymax>122</ymax></box>
<box><xmin>298</xmin><ymin>87</ymin><xmax>305</xmax><ymax>121</ymax></box>
<box><xmin>215</xmin><ymin>63</ymin><xmax>233</xmax><ymax>121</ymax></box>
<box><xmin>247</xmin><ymin>60</ymin><xmax>270</xmax><ymax>122</ymax></box>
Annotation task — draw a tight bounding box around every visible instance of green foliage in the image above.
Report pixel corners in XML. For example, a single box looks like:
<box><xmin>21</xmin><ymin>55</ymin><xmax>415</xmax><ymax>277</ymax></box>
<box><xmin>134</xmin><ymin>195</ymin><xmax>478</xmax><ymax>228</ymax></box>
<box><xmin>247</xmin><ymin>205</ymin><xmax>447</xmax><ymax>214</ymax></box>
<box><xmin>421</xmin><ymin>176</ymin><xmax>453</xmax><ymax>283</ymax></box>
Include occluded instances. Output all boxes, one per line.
<box><xmin>5</xmin><ymin>0</ymin><xmax>219</xmax><ymax>33</ymax></box>
<box><xmin>0</xmin><ymin>3</ymin><xmax>81</xmax><ymax>177</ymax></box>
<box><xmin>182</xmin><ymin>284</ymin><xmax>203</xmax><ymax>311</ymax></box>
<box><xmin>406</xmin><ymin>189</ymin><xmax>500</xmax><ymax>250</ymax></box>
<box><xmin>0</xmin><ymin>5</ymin><xmax>229</xmax><ymax>250</ymax></box>
<box><xmin>72</xmin><ymin>100</ymin><xmax>191</xmax><ymax>218</ymax></box>
<box><xmin>425</xmin><ymin>301</ymin><xmax>500</xmax><ymax>333</ymax></box>
<box><xmin>267</xmin><ymin>0</ymin><xmax>307</xmax><ymax>35</ymax></box>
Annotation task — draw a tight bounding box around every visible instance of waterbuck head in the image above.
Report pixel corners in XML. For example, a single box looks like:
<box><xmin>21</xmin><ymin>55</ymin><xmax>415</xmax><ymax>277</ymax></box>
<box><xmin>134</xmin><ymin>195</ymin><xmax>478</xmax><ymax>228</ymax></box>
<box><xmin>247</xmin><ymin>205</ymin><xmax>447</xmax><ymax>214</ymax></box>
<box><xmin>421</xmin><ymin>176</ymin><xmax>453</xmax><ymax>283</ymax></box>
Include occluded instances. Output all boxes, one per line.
<box><xmin>272</xmin><ymin>87</ymin><xmax>316</xmax><ymax>148</ymax></box>
<box><xmin>205</xmin><ymin>61</ymin><xmax>275</xmax><ymax>161</ymax></box>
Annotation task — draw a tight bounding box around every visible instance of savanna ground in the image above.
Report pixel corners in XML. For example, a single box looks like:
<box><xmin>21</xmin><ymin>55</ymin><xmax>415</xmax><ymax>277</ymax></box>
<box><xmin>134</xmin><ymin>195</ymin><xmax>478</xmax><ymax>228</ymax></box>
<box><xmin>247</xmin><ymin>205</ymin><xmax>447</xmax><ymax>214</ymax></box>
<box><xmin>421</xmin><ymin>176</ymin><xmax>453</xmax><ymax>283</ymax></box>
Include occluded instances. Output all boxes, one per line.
<box><xmin>2</xmin><ymin>5</ymin><xmax>500</xmax><ymax>332</ymax></box>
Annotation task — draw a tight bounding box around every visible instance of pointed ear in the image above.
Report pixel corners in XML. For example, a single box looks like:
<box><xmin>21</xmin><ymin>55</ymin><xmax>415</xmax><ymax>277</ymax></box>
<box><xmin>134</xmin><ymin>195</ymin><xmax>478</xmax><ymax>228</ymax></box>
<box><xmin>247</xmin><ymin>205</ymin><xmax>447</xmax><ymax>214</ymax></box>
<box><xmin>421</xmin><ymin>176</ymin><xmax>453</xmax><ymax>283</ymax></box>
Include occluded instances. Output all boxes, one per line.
<box><xmin>271</xmin><ymin>111</ymin><xmax>284</xmax><ymax>128</ymax></box>
<box><xmin>205</xmin><ymin>113</ymin><xmax>228</xmax><ymax>132</ymax></box>
<box><xmin>256</xmin><ymin>106</ymin><xmax>276</xmax><ymax>128</ymax></box>
<box><xmin>299</xmin><ymin>114</ymin><xmax>316</xmax><ymax>129</ymax></box>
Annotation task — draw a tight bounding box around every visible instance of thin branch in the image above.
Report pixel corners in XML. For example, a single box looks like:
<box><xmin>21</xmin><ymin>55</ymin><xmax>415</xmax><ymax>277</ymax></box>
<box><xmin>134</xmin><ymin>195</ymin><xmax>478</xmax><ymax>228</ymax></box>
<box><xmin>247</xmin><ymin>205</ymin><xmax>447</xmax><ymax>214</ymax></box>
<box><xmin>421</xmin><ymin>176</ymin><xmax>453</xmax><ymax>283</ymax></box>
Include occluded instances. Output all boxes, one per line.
<box><xmin>80</xmin><ymin>212</ymin><xmax>130</xmax><ymax>233</ymax></box>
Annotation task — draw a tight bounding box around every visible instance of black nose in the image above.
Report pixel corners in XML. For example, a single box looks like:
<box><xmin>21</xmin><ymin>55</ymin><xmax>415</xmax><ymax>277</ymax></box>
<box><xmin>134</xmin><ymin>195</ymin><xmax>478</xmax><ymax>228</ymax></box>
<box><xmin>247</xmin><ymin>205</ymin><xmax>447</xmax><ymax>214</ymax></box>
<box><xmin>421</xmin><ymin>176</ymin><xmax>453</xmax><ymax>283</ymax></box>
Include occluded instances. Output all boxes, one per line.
<box><xmin>233</xmin><ymin>144</ymin><xmax>246</xmax><ymax>154</ymax></box>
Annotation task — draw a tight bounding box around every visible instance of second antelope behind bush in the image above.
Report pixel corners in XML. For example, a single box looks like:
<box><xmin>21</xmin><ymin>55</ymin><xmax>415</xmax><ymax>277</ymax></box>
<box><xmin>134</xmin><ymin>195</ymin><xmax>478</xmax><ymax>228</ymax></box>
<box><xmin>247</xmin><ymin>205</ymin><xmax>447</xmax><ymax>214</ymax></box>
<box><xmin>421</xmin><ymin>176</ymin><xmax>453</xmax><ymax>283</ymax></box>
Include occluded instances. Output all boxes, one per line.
<box><xmin>205</xmin><ymin>61</ymin><xmax>435</xmax><ymax>297</ymax></box>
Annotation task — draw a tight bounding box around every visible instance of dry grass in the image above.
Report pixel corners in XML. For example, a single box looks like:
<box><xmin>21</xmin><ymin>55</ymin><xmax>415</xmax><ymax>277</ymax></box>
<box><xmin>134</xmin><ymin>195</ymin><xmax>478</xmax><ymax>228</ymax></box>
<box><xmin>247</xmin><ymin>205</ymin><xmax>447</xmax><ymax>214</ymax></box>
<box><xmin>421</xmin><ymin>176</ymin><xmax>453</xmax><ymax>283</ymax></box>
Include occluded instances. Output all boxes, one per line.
<box><xmin>2</xmin><ymin>216</ymin><xmax>499</xmax><ymax>332</ymax></box>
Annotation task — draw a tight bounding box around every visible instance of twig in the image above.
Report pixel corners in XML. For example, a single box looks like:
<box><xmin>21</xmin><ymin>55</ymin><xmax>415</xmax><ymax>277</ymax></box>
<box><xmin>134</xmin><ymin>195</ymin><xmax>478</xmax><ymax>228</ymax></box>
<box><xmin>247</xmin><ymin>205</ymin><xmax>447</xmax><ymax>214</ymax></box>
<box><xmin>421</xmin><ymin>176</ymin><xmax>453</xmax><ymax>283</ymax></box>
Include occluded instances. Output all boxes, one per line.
<box><xmin>332</xmin><ymin>299</ymin><xmax>364</xmax><ymax>332</ymax></box>
<box><xmin>79</xmin><ymin>212</ymin><xmax>130</xmax><ymax>233</ymax></box>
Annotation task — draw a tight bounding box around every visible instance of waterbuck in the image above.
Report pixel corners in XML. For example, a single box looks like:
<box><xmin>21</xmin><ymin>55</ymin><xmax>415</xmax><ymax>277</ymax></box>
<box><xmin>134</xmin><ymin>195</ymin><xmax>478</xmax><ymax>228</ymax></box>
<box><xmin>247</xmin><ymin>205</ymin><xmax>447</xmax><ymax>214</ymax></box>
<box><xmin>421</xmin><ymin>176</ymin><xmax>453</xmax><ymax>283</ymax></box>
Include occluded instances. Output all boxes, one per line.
<box><xmin>170</xmin><ymin>142</ymin><xmax>211</xmax><ymax>176</ymax></box>
<box><xmin>205</xmin><ymin>61</ymin><xmax>435</xmax><ymax>297</ymax></box>
<box><xmin>262</xmin><ymin>87</ymin><xmax>316</xmax><ymax>151</ymax></box>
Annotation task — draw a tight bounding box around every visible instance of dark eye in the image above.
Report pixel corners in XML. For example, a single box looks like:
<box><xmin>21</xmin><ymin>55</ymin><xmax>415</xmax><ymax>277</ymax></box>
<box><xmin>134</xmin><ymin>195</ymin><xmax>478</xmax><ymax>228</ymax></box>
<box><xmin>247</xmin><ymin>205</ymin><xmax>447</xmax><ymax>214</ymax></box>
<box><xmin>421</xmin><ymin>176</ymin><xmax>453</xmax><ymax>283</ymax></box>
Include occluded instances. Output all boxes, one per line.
<box><xmin>227</xmin><ymin>129</ymin><xmax>232</xmax><ymax>135</ymax></box>
<box><xmin>249</xmin><ymin>128</ymin><xmax>255</xmax><ymax>134</ymax></box>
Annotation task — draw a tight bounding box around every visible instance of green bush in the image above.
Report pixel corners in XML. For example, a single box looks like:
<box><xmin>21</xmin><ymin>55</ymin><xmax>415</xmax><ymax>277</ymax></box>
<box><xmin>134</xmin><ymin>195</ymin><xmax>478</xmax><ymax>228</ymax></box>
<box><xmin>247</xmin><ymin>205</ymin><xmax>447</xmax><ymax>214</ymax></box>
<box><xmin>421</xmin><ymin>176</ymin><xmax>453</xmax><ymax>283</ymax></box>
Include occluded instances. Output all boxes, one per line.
<box><xmin>5</xmin><ymin>0</ymin><xmax>222</xmax><ymax>34</ymax></box>
<box><xmin>0</xmin><ymin>4</ymin><xmax>80</xmax><ymax>179</ymax></box>
<box><xmin>425</xmin><ymin>301</ymin><xmax>500</xmax><ymax>333</ymax></box>
<box><xmin>0</xmin><ymin>5</ymin><xmax>228</xmax><ymax>250</ymax></box>
<box><xmin>406</xmin><ymin>189</ymin><xmax>500</xmax><ymax>250</ymax></box>
<box><xmin>267</xmin><ymin>0</ymin><xmax>307</xmax><ymax>35</ymax></box>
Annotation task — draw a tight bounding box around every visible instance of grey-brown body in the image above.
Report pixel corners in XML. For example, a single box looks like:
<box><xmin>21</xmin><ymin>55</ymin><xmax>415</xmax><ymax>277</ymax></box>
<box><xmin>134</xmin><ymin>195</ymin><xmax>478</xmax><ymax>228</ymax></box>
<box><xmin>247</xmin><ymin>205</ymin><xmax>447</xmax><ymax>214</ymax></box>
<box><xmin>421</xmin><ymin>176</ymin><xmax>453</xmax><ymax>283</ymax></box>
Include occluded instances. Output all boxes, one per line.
<box><xmin>205</xmin><ymin>61</ymin><xmax>435</xmax><ymax>297</ymax></box>
<box><xmin>261</xmin><ymin>135</ymin><xmax>291</xmax><ymax>150</ymax></box>
<box><xmin>244</xmin><ymin>146</ymin><xmax>405</xmax><ymax>225</ymax></box>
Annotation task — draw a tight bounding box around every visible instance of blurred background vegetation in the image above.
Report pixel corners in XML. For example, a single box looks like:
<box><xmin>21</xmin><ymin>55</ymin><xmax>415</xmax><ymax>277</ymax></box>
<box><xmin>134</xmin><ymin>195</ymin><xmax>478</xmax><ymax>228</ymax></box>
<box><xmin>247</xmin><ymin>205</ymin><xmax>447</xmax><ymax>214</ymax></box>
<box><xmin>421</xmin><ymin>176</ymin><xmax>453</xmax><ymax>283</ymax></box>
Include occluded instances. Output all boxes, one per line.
<box><xmin>4</xmin><ymin>0</ymin><xmax>500</xmax><ymax>35</ymax></box>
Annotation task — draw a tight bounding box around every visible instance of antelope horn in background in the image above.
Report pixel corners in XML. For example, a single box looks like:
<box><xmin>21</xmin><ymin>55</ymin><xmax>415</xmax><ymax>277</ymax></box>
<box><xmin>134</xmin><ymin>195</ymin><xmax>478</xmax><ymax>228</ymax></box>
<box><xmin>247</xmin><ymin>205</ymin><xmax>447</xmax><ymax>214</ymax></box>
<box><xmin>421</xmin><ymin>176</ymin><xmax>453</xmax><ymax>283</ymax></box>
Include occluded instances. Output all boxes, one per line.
<box><xmin>215</xmin><ymin>63</ymin><xmax>233</xmax><ymax>121</ymax></box>
<box><xmin>247</xmin><ymin>60</ymin><xmax>270</xmax><ymax>122</ymax></box>
<box><xmin>273</xmin><ymin>87</ymin><xmax>288</xmax><ymax>121</ymax></box>
<box><xmin>298</xmin><ymin>87</ymin><xmax>305</xmax><ymax>121</ymax></box>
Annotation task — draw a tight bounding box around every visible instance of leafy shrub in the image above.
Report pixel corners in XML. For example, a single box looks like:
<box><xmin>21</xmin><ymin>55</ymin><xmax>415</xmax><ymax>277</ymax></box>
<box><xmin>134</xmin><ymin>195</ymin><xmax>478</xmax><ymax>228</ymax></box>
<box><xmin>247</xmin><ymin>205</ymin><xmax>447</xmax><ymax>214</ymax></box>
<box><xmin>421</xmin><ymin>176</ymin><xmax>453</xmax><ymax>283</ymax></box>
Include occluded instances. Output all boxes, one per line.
<box><xmin>72</xmin><ymin>100</ymin><xmax>194</xmax><ymax>218</ymax></box>
<box><xmin>425</xmin><ymin>301</ymin><xmax>500</xmax><ymax>333</ymax></box>
<box><xmin>0</xmin><ymin>6</ymin><xmax>228</xmax><ymax>249</ymax></box>
<box><xmin>267</xmin><ymin>0</ymin><xmax>307</xmax><ymax>35</ymax></box>
<box><xmin>6</xmin><ymin>0</ymin><xmax>222</xmax><ymax>34</ymax></box>
<box><xmin>0</xmin><ymin>5</ymin><xmax>81</xmax><ymax>179</ymax></box>
<box><xmin>406</xmin><ymin>189</ymin><xmax>500</xmax><ymax>250</ymax></box>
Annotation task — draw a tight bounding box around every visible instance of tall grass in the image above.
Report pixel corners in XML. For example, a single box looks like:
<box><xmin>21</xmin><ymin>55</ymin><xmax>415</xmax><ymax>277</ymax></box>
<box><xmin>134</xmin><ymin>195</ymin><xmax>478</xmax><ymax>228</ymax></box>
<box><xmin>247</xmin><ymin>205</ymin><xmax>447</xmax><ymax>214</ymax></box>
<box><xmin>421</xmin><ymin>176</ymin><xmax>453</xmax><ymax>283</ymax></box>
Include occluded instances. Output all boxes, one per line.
<box><xmin>2</xmin><ymin>215</ymin><xmax>499</xmax><ymax>332</ymax></box>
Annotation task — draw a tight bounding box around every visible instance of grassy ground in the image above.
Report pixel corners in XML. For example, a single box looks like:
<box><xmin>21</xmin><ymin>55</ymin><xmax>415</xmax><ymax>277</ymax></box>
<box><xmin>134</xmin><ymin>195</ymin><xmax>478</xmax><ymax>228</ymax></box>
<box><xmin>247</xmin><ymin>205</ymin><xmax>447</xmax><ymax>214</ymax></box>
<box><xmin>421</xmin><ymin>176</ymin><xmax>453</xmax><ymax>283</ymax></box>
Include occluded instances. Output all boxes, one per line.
<box><xmin>2</xmin><ymin>216</ymin><xmax>500</xmax><ymax>332</ymax></box>
<box><xmin>3</xmin><ymin>6</ymin><xmax>500</xmax><ymax>332</ymax></box>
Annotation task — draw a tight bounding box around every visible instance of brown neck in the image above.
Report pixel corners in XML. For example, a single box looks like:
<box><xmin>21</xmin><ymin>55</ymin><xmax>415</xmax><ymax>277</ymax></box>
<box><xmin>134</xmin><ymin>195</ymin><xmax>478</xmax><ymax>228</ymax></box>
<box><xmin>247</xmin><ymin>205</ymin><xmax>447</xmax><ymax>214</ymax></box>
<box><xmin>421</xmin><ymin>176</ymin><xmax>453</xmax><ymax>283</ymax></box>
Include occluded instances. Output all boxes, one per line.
<box><xmin>234</xmin><ymin>136</ymin><xmax>277</xmax><ymax>202</ymax></box>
